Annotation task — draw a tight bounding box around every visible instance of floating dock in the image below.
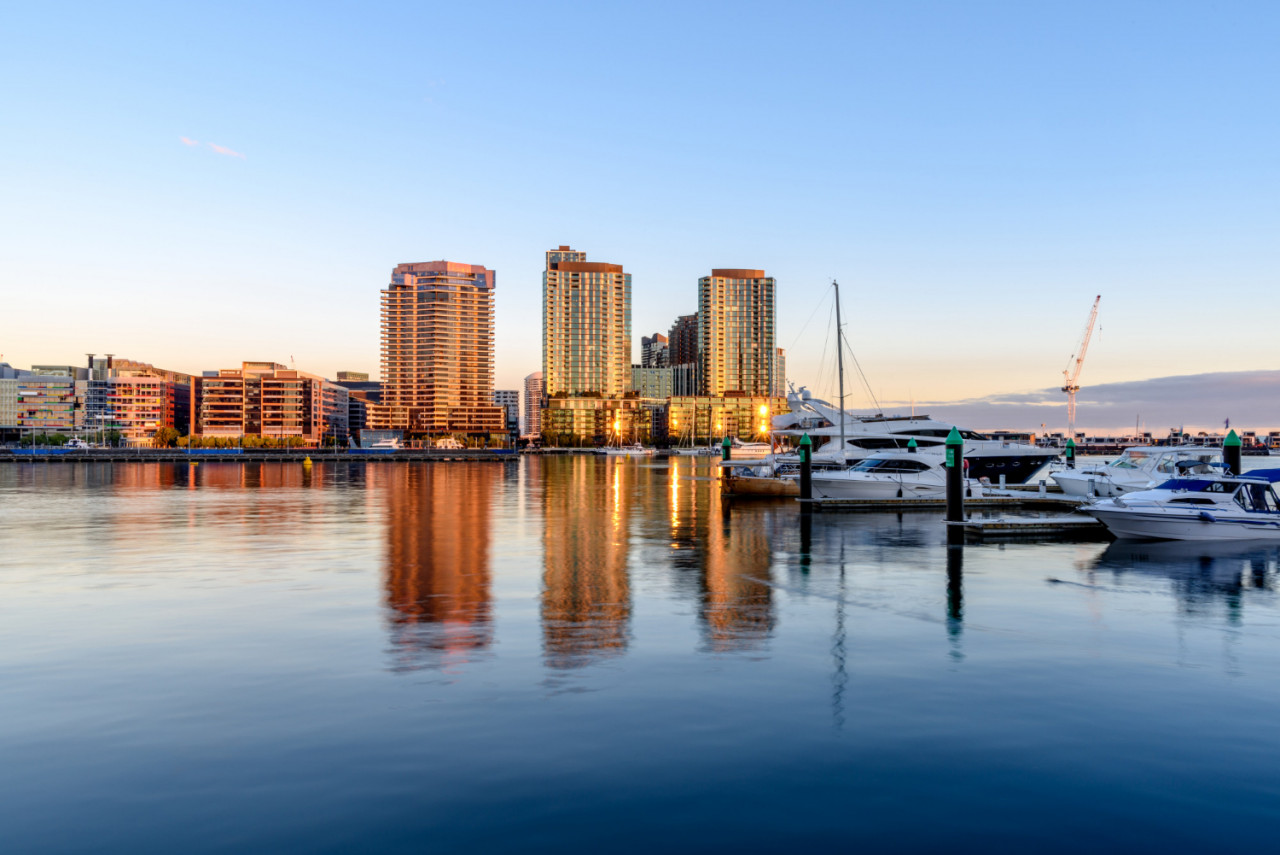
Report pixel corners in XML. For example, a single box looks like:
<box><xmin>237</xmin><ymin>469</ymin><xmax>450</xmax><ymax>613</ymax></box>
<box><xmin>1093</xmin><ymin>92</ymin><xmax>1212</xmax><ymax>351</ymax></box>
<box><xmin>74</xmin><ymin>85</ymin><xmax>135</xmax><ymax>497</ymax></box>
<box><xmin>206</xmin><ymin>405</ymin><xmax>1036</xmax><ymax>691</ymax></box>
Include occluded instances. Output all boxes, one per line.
<box><xmin>797</xmin><ymin>494</ymin><xmax>1084</xmax><ymax>512</ymax></box>
<box><xmin>946</xmin><ymin>515</ymin><xmax>1108</xmax><ymax>540</ymax></box>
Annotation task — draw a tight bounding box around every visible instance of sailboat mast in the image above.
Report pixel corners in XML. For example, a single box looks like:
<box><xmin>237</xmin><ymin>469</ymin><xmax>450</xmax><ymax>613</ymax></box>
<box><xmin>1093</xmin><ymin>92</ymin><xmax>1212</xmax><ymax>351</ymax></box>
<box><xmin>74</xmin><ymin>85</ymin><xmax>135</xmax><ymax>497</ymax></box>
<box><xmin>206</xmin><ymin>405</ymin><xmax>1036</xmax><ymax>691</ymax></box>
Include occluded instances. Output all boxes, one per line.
<box><xmin>833</xmin><ymin>280</ymin><xmax>846</xmax><ymax>460</ymax></box>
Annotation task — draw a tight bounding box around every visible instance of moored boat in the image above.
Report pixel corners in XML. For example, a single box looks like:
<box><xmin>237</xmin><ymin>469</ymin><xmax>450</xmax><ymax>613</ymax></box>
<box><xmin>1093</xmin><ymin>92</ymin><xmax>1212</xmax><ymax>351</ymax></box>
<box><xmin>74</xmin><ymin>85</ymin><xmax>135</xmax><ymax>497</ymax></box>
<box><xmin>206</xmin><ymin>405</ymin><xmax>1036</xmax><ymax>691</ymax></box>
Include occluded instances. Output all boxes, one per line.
<box><xmin>773</xmin><ymin>388</ymin><xmax>1058</xmax><ymax>484</ymax></box>
<box><xmin>809</xmin><ymin>449</ymin><xmax>984</xmax><ymax>501</ymax></box>
<box><xmin>1084</xmin><ymin>469</ymin><xmax>1280</xmax><ymax>541</ymax></box>
<box><xmin>599</xmin><ymin>442</ymin><xmax>655</xmax><ymax>457</ymax></box>
<box><xmin>1052</xmin><ymin>445</ymin><xmax>1218</xmax><ymax>498</ymax></box>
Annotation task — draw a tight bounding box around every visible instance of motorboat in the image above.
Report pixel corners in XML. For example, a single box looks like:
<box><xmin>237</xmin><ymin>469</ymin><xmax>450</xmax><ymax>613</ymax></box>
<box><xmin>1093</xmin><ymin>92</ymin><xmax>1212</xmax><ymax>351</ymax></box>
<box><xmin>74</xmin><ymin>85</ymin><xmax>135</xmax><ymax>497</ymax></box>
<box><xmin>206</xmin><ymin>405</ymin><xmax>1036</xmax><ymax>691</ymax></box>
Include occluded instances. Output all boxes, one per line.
<box><xmin>370</xmin><ymin>437</ymin><xmax>402</xmax><ymax>450</ymax></box>
<box><xmin>435</xmin><ymin>437</ymin><xmax>464</xmax><ymax>450</ymax></box>
<box><xmin>729</xmin><ymin>438</ymin><xmax>774</xmax><ymax>459</ymax></box>
<box><xmin>599</xmin><ymin>442</ymin><xmax>655</xmax><ymax>457</ymax></box>
<box><xmin>771</xmin><ymin>387</ymin><xmax>1058</xmax><ymax>484</ymax></box>
<box><xmin>808</xmin><ymin>449</ymin><xmax>984</xmax><ymax>501</ymax></box>
<box><xmin>1052</xmin><ymin>446</ymin><xmax>1218</xmax><ymax>497</ymax></box>
<box><xmin>1084</xmin><ymin>469</ymin><xmax>1280</xmax><ymax>541</ymax></box>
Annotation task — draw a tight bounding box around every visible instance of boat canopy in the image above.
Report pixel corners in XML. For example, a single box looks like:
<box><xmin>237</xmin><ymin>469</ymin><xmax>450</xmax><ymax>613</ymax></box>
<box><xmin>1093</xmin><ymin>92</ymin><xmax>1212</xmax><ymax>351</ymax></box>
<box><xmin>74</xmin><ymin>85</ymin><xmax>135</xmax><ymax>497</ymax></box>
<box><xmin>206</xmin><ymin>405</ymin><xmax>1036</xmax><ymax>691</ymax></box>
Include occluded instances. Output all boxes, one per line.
<box><xmin>1154</xmin><ymin>478</ymin><xmax>1237</xmax><ymax>492</ymax></box>
<box><xmin>1156</xmin><ymin>470</ymin><xmax>1280</xmax><ymax>491</ymax></box>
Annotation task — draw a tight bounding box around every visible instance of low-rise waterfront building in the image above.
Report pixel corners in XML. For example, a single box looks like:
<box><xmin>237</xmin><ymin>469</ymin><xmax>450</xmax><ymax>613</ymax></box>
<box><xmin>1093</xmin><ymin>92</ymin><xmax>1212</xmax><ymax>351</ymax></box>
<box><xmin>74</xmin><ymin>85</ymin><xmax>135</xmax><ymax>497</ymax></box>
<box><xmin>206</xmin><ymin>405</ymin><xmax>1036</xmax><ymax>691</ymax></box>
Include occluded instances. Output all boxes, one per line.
<box><xmin>542</xmin><ymin>396</ymin><xmax>650</xmax><ymax>447</ymax></box>
<box><xmin>194</xmin><ymin>362</ymin><xmax>348</xmax><ymax>446</ymax></box>
<box><xmin>666</xmin><ymin>395</ymin><xmax>786</xmax><ymax>444</ymax></box>
<box><xmin>334</xmin><ymin>374</ymin><xmax>382</xmax><ymax>445</ymax></box>
<box><xmin>15</xmin><ymin>373</ymin><xmax>80</xmax><ymax>438</ymax></box>
<box><xmin>107</xmin><ymin>375</ymin><xmax>190</xmax><ymax>444</ymax></box>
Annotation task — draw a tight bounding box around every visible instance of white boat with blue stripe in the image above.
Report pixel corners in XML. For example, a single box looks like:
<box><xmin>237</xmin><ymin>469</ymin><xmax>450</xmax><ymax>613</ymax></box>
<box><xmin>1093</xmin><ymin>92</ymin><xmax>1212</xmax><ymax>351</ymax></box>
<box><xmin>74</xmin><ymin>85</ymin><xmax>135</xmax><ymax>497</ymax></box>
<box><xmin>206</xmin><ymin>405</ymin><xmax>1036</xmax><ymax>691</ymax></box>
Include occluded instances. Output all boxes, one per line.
<box><xmin>1084</xmin><ymin>469</ymin><xmax>1280</xmax><ymax>541</ymax></box>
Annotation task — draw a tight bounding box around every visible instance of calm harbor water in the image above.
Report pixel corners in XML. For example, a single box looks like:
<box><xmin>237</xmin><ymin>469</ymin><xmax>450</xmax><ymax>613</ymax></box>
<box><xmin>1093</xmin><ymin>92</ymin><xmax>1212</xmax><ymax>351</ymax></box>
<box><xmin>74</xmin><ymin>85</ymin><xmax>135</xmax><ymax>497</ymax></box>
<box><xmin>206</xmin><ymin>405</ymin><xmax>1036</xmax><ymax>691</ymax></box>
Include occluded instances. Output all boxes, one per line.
<box><xmin>3</xmin><ymin>456</ymin><xmax>1279</xmax><ymax>853</ymax></box>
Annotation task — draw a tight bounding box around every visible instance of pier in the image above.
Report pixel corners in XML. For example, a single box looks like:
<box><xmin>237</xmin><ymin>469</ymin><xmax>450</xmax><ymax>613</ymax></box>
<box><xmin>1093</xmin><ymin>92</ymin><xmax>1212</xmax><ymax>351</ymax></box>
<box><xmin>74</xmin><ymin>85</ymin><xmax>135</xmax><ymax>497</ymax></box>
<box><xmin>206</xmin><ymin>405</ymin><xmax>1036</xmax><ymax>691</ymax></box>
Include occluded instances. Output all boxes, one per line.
<box><xmin>945</xmin><ymin>515</ymin><xmax>1109</xmax><ymax>541</ymax></box>
<box><xmin>796</xmin><ymin>494</ymin><xmax>1083</xmax><ymax>512</ymax></box>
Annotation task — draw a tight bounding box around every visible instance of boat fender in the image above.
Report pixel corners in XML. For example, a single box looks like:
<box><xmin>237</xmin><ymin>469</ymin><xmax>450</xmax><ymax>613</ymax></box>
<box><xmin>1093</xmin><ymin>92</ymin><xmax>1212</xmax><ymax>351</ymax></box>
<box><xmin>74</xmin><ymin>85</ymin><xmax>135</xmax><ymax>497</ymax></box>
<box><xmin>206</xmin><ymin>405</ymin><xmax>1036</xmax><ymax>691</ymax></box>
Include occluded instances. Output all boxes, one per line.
<box><xmin>1198</xmin><ymin>511</ymin><xmax>1217</xmax><ymax>523</ymax></box>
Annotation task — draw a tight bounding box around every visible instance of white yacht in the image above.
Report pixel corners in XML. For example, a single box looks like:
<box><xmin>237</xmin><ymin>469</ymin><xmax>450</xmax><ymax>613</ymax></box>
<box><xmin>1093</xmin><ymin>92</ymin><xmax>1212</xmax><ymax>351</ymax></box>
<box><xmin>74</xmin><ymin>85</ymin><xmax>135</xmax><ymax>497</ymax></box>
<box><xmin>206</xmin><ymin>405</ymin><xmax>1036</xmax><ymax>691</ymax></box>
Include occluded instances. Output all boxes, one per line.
<box><xmin>1085</xmin><ymin>469</ymin><xmax>1280</xmax><ymax>541</ymax></box>
<box><xmin>370</xmin><ymin>437</ymin><xmax>402</xmax><ymax>450</ymax></box>
<box><xmin>1052</xmin><ymin>446</ymin><xmax>1218</xmax><ymax>497</ymax></box>
<box><xmin>599</xmin><ymin>443</ymin><xmax>654</xmax><ymax>457</ymax></box>
<box><xmin>728</xmin><ymin>438</ymin><xmax>773</xmax><ymax>459</ymax></box>
<box><xmin>770</xmin><ymin>387</ymin><xmax>1058</xmax><ymax>484</ymax></box>
<box><xmin>809</xmin><ymin>449</ymin><xmax>984</xmax><ymax>501</ymax></box>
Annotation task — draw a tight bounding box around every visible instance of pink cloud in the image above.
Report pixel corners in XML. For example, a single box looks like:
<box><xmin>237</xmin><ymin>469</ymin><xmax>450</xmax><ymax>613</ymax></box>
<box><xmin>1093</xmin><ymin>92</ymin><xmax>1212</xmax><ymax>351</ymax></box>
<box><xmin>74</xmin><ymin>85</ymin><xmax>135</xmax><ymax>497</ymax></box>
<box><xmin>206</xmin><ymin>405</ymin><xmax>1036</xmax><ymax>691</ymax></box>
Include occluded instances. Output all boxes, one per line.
<box><xmin>207</xmin><ymin>142</ymin><xmax>246</xmax><ymax>159</ymax></box>
<box><xmin>180</xmin><ymin>136</ymin><xmax>200</xmax><ymax>146</ymax></box>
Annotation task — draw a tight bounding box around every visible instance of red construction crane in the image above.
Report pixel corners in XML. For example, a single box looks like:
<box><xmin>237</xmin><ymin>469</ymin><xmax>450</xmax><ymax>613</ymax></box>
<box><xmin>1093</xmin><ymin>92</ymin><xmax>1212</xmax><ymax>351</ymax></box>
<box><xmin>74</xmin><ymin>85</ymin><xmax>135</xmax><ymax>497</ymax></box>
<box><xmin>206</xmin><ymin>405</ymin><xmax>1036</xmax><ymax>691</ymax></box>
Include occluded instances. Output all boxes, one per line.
<box><xmin>1062</xmin><ymin>295</ymin><xmax>1101</xmax><ymax>438</ymax></box>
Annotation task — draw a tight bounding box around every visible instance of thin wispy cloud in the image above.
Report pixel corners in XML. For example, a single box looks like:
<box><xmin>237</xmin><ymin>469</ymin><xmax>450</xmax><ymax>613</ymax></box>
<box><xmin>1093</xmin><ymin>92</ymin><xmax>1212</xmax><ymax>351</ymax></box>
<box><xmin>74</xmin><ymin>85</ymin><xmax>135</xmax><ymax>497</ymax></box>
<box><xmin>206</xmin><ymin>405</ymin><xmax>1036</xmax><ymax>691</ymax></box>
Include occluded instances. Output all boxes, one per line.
<box><xmin>179</xmin><ymin>136</ymin><xmax>200</xmax><ymax>146</ymax></box>
<box><xmin>207</xmin><ymin>142</ymin><xmax>246</xmax><ymax>159</ymax></box>
<box><xmin>888</xmin><ymin>371</ymin><xmax>1280</xmax><ymax>433</ymax></box>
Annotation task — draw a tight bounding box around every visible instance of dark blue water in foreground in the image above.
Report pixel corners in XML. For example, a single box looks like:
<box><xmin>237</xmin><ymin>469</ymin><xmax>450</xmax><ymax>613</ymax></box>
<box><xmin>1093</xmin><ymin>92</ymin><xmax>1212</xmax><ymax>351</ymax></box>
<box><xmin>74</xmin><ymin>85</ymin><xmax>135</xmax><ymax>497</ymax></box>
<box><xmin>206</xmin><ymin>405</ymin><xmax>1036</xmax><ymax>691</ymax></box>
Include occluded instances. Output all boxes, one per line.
<box><xmin>2</xmin><ymin>457</ymin><xmax>1279</xmax><ymax>853</ymax></box>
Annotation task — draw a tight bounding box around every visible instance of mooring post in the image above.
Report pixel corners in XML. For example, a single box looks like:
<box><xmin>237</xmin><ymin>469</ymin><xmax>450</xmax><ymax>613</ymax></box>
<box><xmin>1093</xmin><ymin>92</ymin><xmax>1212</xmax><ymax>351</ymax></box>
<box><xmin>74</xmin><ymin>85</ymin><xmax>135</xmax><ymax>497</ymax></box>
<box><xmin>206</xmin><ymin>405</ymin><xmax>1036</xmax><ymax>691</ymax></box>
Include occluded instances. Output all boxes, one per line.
<box><xmin>1065</xmin><ymin>437</ymin><xmax>1076</xmax><ymax>469</ymax></box>
<box><xmin>721</xmin><ymin>435</ymin><xmax>732</xmax><ymax>463</ymax></box>
<box><xmin>799</xmin><ymin>433</ymin><xmax>813</xmax><ymax>506</ymax></box>
<box><xmin>1224</xmin><ymin>429</ymin><xmax>1242</xmax><ymax>476</ymax></box>
<box><xmin>945</xmin><ymin>427</ymin><xmax>965</xmax><ymax>545</ymax></box>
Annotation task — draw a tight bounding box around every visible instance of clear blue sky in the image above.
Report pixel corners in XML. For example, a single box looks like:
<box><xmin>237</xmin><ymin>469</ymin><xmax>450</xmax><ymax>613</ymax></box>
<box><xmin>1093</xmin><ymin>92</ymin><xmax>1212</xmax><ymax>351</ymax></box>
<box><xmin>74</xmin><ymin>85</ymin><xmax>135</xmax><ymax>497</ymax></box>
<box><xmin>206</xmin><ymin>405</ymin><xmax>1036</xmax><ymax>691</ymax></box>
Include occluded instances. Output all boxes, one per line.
<box><xmin>2</xmin><ymin>2</ymin><xmax>1278</xmax><ymax>429</ymax></box>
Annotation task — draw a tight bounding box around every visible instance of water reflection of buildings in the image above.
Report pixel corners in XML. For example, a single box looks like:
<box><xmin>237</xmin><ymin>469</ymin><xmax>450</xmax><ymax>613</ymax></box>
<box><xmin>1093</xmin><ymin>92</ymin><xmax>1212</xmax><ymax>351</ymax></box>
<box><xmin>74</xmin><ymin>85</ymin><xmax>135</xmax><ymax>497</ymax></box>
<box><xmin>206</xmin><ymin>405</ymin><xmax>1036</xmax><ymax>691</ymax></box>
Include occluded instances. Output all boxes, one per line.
<box><xmin>667</xmin><ymin>457</ymin><xmax>776</xmax><ymax>653</ymax></box>
<box><xmin>541</xmin><ymin>457</ymin><xmax>632</xmax><ymax>669</ymax></box>
<box><xmin>381</xmin><ymin>463</ymin><xmax>499</xmax><ymax>671</ymax></box>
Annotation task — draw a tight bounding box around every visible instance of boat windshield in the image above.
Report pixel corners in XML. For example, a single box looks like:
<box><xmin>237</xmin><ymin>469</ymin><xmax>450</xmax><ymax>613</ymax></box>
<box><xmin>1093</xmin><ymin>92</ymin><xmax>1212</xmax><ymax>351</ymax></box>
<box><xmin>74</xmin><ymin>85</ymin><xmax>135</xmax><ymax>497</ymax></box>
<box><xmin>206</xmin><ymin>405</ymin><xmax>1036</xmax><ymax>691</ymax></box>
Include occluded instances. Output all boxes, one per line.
<box><xmin>852</xmin><ymin>458</ymin><xmax>933</xmax><ymax>474</ymax></box>
<box><xmin>1109</xmin><ymin>451</ymin><xmax>1149</xmax><ymax>470</ymax></box>
<box><xmin>1235</xmin><ymin>484</ymin><xmax>1280</xmax><ymax>513</ymax></box>
<box><xmin>1155</xmin><ymin>453</ymin><xmax>1215</xmax><ymax>474</ymax></box>
<box><xmin>907</xmin><ymin>429</ymin><xmax>986</xmax><ymax>440</ymax></box>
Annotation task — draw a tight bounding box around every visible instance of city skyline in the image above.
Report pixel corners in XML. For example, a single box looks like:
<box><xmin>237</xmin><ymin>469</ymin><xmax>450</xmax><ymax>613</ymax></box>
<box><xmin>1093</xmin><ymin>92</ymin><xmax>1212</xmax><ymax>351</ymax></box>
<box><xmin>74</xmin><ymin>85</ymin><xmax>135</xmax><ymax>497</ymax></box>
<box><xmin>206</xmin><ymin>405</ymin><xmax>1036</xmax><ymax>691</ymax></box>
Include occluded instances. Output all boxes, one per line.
<box><xmin>3</xmin><ymin>3</ymin><xmax>1279</xmax><ymax>432</ymax></box>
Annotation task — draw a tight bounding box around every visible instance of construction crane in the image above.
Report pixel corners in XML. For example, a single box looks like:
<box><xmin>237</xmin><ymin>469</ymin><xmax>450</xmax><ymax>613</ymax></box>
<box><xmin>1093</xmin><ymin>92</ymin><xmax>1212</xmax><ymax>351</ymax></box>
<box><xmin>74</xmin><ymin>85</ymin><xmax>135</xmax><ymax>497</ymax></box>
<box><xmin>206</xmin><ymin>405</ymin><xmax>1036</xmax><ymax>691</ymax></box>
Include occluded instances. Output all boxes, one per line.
<box><xmin>1062</xmin><ymin>295</ymin><xmax>1101</xmax><ymax>439</ymax></box>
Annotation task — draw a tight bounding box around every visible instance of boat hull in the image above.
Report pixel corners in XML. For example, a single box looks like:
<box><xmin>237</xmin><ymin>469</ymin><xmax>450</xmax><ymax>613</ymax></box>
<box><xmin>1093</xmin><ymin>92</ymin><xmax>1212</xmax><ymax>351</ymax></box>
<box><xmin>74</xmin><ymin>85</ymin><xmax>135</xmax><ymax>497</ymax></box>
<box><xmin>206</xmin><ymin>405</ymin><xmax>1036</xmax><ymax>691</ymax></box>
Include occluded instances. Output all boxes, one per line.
<box><xmin>810</xmin><ymin>476</ymin><xmax>950</xmax><ymax>501</ymax></box>
<box><xmin>724</xmin><ymin>474</ymin><xmax>799</xmax><ymax>497</ymax></box>
<box><xmin>965</xmin><ymin>453</ymin><xmax>1058</xmax><ymax>485</ymax></box>
<box><xmin>1051</xmin><ymin>470</ymin><xmax>1141</xmax><ymax>498</ymax></box>
<box><xmin>1087</xmin><ymin>508</ymin><xmax>1280</xmax><ymax>541</ymax></box>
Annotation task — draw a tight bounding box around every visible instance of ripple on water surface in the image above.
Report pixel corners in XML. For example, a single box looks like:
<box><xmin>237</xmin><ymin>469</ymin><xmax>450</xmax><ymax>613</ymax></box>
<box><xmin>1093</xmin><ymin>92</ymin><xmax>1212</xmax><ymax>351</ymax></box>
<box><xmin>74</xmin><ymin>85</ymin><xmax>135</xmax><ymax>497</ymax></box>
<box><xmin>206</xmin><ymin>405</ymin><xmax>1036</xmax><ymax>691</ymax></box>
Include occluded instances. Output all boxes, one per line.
<box><xmin>2</xmin><ymin>458</ymin><xmax>1279</xmax><ymax>853</ymax></box>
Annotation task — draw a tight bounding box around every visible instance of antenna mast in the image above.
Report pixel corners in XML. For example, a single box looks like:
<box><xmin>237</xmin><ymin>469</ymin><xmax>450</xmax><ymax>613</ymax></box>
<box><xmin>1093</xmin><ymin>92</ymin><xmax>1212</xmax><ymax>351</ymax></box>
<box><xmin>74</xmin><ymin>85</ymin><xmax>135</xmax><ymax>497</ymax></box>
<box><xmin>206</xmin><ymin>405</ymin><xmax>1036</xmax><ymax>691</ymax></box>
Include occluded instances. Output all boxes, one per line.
<box><xmin>833</xmin><ymin>280</ymin><xmax>846</xmax><ymax>459</ymax></box>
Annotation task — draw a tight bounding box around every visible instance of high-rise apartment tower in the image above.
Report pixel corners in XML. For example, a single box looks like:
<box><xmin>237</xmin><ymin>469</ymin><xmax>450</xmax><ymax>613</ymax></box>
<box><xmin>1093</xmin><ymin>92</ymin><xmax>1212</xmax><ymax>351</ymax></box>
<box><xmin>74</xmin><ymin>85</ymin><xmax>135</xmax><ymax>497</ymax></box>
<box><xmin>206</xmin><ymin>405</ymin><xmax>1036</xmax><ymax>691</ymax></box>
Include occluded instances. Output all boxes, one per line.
<box><xmin>698</xmin><ymin>268</ymin><xmax>776</xmax><ymax>396</ymax></box>
<box><xmin>523</xmin><ymin>371</ymin><xmax>544</xmax><ymax>437</ymax></box>
<box><xmin>542</xmin><ymin>246</ymin><xmax>632</xmax><ymax>397</ymax></box>
<box><xmin>668</xmin><ymin>314</ymin><xmax>699</xmax><ymax>368</ymax></box>
<box><xmin>378</xmin><ymin>261</ymin><xmax>504</xmax><ymax>436</ymax></box>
